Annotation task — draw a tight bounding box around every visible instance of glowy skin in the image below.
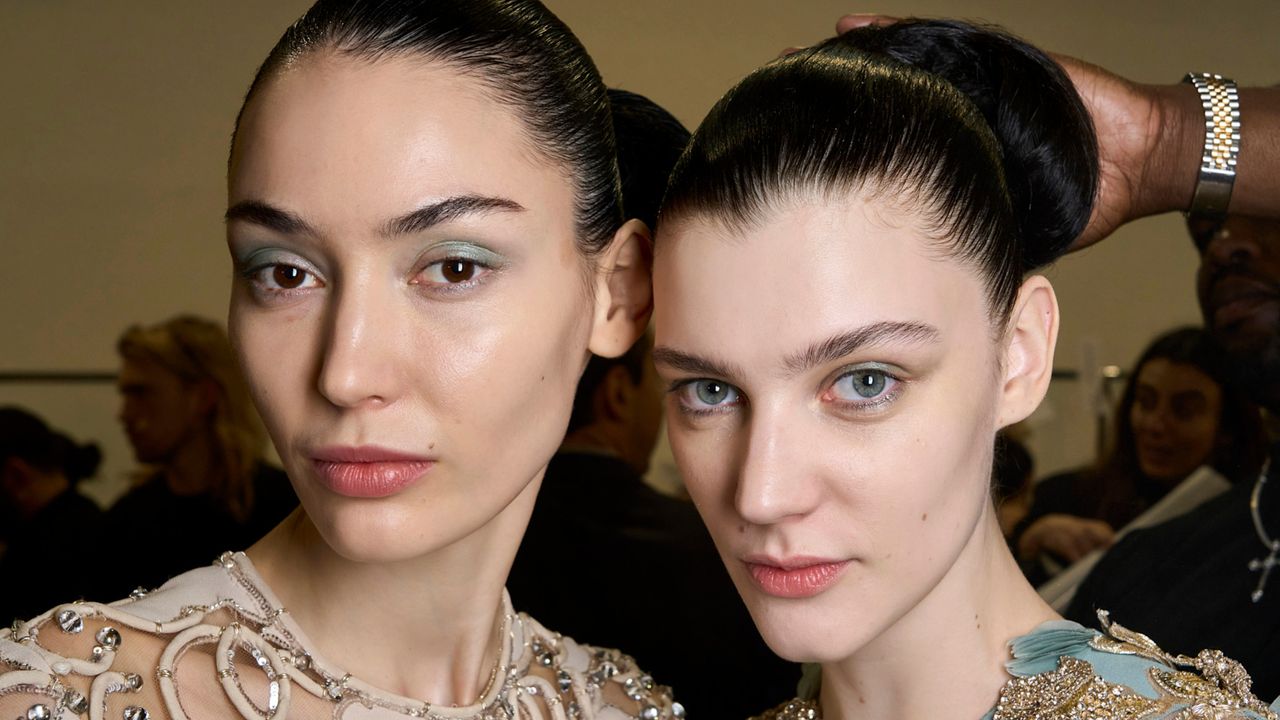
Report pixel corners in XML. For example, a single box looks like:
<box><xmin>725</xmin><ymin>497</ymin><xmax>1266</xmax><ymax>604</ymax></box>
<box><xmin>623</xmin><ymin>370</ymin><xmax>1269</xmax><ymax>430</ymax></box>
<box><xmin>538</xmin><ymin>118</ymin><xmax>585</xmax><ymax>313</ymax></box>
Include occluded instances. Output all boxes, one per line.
<box><xmin>1128</xmin><ymin>358</ymin><xmax>1221</xmax><ymax>482</ymax></box>
<box><xmin>227</xmin><ymin>54</ymin><xmax>629</xmax><ymax>565</ymax></box>
<box><xmin>653</xmin><ymin>195</ymin><xmax>1055</xmax><ymax>669</ymax></box>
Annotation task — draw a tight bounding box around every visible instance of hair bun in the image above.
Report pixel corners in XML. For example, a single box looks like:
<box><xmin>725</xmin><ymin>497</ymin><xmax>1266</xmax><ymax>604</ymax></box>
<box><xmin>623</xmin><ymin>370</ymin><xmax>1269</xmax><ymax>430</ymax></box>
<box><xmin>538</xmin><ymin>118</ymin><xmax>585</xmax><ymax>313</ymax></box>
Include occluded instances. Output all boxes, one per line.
<box><xmin>59</xmin><ymin>437</ymin><xmax>102</xmax><ymax>483</ymax></box>
<box><xmin>837</xmin><ymin>20</ymin><xmax>1098</xmax><ymax>269</ymax></box>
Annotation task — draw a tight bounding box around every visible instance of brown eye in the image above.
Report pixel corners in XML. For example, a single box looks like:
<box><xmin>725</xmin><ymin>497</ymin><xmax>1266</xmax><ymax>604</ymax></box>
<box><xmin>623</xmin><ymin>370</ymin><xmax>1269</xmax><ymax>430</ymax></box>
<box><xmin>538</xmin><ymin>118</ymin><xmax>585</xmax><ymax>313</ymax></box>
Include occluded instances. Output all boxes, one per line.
<box><xmin>272</xmin><ymin>265</ymin><xmax>307</xmax><ymax>289</ymax></box>
<box><xmin>440</xmin><ymin>260</ymin><xmax>476</xmax><ymax>283</ymax></box>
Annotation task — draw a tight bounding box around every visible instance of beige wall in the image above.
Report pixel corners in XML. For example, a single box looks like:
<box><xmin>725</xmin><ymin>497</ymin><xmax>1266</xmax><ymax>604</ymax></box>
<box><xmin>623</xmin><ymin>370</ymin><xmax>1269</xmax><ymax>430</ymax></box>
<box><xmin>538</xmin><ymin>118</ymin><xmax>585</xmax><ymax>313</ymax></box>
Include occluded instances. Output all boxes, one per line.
<box><xmin>2</xmin><ymin>1</ymin><xmax>1277</xmax><ymax>503</ymax></box>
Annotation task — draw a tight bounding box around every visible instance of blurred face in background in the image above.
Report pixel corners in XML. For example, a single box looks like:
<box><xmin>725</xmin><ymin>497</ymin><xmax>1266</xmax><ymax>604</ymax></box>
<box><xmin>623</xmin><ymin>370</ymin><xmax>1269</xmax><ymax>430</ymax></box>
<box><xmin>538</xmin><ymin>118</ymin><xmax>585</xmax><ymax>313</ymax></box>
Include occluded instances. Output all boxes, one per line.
<box><xmin>117</xmin><ymin>356</ymin><xmax>207</xmax><ymax>465</ymax></box>
<box><xmin>1128</xmin><ymin>358</ymin><xmax>1221</xmax><ymax>482</ymax></box>
<box><xmin>1194</xmin><ymin>215</ymin><xmax>1280</xmax><ymax>407</ymax></box>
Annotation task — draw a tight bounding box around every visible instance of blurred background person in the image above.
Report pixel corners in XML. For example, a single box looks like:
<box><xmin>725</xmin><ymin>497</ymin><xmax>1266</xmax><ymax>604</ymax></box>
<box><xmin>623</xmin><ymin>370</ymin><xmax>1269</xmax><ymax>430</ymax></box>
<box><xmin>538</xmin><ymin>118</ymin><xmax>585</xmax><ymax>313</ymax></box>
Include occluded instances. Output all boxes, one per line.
<box><xmin>0</xmin><ymin>406</ymin><xmax>104</xmax><ymax>622</ymax></box>
<box><xmin>1016</xmin><ymin>326</ymin><xmax>1267</xmax><ymax>582</ymax></box>
<box><xmin>993</xmin><ymin>428</ymin><xmax>1036</xmax><ymax>539</ymax></box>
<box><xmin>506</xmin><ymin>88</ymin><xmax>798</xmax><ymax>719</ymax></box>
<box><xmin>1067</xmin><ymin>214</ymin><xmax>1280</xmax><ymax>699</ymax></box>
<box><xmin>105</xmin><ymin>315</ymin><xmax>295</xmax><ymax>596</ymax></box>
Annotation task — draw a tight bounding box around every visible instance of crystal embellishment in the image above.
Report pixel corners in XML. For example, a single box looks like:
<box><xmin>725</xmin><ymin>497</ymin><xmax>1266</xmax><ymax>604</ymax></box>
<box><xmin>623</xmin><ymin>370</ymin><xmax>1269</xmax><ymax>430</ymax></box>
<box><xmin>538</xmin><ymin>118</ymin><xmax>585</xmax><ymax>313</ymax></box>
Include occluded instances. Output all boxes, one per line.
<box><xmin>96</xmin><ymin>626</ymin><xmax>122</xmax><ymax>649</ymax></box>
<box><xmin>25</xmin><ymin>705</ymin><xmax>52</xmax><ymax>720</ymax></box>
<box><xmin>64</xmin><ymin>688</ymin><xmax>90</xmax><ymax>715</ymax></box>
<box><xmin>56</xmin><ymin>609</ymin><xmax>83</xmax><ymax>634</ymax></box>
<box><xmin>123</xmin><ymin>706</ymin><xmax>150</xmax><ymax>720</ymax></box>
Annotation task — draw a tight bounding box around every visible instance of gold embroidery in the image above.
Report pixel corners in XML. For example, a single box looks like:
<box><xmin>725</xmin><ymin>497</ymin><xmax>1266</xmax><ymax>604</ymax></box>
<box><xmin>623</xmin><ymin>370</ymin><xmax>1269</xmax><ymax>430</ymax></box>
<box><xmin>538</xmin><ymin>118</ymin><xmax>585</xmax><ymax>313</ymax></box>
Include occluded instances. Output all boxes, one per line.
<box><xmin>1088</xmin><ymin>611</ymin><xmax>1277</xmax><ymax>720</ymax></box>
<box><xmin>992</xmin><ymin>655</ymin><xmax>1166</xmax><ymax>720</ymax></box>
<box><xmin>752</xmin><ymin>615</ymin><xmax>1278</xmax><ymax>720</ymax></box>
<box><xmin>750</xmin><ymin>698</ymin><xmax>819</xmax><ymax>720</ymax></box>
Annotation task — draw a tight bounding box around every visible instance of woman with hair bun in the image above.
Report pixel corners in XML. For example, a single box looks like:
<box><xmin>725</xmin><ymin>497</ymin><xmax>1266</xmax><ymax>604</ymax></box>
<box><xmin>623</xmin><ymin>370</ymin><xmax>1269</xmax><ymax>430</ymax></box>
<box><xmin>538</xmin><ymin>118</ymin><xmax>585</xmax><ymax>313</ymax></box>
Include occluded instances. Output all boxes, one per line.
<box><xmin>0</xmin><ymin>407</ymin><xmax>104</xmax><ymax>623</ymax></box>
<box><xmin>0</xmin><ymin>2</ymin><xmax>676</xmax><ymax>719</ymax></box>
<box><xmin>652</xmin><ymin>20</ymin><xmax>1278</xmax><ymax>718</ymax></box>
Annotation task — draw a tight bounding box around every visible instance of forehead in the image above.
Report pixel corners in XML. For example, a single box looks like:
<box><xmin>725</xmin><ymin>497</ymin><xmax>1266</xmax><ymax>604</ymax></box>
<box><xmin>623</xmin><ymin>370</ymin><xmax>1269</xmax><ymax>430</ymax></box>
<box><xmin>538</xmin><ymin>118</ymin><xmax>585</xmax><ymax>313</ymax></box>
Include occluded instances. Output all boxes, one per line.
<box><xmin>653</xmin><ymin>196</ymin><xmax>988</xmax><ymax>369</ymax></box>
<box><xmin>118</xmin><ymin>356</ymin><xmax>177</xmax><ymax>386</ymax></box>
<box><xmin>228</xmin><ymin>53</ymin><xmax>567</xmax><ymax>226</ymax></box>
<box><xmin>1135</xmin><ymin>358</ymin><xmax>1217</xmax><ymax>394</ymax></box>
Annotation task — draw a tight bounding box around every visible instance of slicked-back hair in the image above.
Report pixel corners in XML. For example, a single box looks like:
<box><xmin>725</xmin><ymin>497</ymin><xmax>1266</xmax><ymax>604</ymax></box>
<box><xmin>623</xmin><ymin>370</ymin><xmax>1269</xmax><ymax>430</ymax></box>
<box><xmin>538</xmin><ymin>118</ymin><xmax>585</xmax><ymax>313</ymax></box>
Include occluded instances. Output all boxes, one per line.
<box><xmin>660</xmin><ymin>20</ymin><xmax>1099</xmax><ymax>324</ymax></box>
<box><xmin>231</xmin><ymin>0</ymin><xmax>622</xmax><ymax>254</ymax></box>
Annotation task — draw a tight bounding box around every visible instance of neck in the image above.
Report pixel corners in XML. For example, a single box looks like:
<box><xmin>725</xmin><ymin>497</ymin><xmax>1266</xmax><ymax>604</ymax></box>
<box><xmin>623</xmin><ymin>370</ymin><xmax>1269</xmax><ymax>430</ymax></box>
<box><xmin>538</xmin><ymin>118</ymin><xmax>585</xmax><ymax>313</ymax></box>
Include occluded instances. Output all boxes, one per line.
<box><xmin>245</xmin><ymin>475</ymin><xmax>540</xmax><ymax>705</ymax></box>
<box><xmin>164</xmin><ymin>431</ymin><xmax>216</xmax><ymax>496</ymax></box>
<box><xmin>818</xmin><ymin>508</ymin><xmax>1056</xmax><ymax>720</ymax></box>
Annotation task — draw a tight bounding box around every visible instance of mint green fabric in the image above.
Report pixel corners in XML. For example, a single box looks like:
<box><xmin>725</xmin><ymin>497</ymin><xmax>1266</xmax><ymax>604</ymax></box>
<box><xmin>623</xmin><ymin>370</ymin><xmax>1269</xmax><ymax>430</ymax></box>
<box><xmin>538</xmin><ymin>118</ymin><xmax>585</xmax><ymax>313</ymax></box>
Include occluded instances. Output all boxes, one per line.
<box><xmin>978</xmin><ymin>619</ymin><xmax>1280</xmax><ymax>720</ymax></box>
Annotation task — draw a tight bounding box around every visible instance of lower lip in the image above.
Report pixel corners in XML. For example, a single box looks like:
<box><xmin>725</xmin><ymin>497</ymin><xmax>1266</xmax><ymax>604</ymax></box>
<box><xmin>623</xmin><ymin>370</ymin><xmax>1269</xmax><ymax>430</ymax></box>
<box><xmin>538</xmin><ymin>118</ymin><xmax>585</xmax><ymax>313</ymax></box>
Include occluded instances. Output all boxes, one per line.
<box><xmin>1213</xmin><ymin>295</ymin><xmax>1277</xmax><ymax>328</ymax></box>
<box><xmin>746</xmin><ymin>561</ymin><xmax>849</xmax><ymax>599</ymax></box>
<box><xmin>311</xmin><ymin>460</ymin><xmax>434</xmax><ymax>498</ymax></box>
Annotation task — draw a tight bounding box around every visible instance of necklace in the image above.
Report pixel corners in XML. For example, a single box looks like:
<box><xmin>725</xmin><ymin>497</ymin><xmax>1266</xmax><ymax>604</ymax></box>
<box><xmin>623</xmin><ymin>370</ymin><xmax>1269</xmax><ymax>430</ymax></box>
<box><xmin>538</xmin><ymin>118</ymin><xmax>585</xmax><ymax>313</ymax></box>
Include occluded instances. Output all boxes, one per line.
<box><xmin>1247</xmin><ymin>457</ymin><xmax>1277</xmax><ymax>603</ymax></box>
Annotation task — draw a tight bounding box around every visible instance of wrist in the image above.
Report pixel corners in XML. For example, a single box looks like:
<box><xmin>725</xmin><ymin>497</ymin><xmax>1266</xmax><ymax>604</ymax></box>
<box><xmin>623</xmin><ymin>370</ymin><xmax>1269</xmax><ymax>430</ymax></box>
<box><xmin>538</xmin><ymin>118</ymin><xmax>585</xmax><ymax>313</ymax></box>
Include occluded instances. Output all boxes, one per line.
<box><xmin>1133</xmin><ymin>82</ymin><xmax>1202</xmax><ymax>218</ymax></box>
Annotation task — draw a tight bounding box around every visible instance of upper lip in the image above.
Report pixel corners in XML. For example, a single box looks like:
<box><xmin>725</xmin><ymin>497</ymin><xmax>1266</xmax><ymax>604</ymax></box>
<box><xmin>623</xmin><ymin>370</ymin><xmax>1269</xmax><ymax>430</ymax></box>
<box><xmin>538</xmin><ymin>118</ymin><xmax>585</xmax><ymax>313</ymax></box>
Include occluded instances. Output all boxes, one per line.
<box><xmin>741</xmin><ymin>554</ymin><xmax>844</xmax><ymax>570</ymax></box>
<box><xmin>309</xmin><ymin>445</ymin><xmax>436</xmax><ymax>463</ymax></box>
<box><xmin>1208</xmin><ymin>276</ymin><xmax>1277</xmax><ymax>310</ymax></box>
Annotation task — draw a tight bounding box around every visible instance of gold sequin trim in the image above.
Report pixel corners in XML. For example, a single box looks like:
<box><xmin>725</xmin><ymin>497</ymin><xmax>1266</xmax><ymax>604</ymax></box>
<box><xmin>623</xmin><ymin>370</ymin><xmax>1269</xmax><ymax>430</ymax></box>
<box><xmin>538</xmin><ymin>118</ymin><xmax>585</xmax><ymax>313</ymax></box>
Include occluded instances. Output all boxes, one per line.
<box><xmin>750</xmin><ymin>698</ymin><xmax>820</xmax><ymax>720</ymax></box>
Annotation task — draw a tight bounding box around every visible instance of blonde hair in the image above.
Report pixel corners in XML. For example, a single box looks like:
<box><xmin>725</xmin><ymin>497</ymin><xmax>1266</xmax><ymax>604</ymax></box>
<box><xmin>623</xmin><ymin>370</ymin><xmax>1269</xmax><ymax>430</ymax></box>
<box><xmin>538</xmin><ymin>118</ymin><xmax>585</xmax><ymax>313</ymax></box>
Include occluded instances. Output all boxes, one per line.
<box><xmin>117</xmin><ymin>315</ymin><xmax>265</xmax><ymax>522</ymax></box>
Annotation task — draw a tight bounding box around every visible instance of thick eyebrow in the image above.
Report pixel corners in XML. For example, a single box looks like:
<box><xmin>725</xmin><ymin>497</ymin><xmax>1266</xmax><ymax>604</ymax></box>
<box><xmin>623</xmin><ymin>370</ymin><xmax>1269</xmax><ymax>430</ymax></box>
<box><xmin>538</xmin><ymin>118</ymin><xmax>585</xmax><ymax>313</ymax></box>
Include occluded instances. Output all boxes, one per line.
<box><xmin>224</xmin><ymin>195</ymin><xmax>525</xmax><ymax>238</ymax></box>
<box><xmin>781</xmin><ymin>321</ymin><xmax>940</xmax><ymax>376</ymax></box>
<box><xmin>651</xmin><ymin>347</ymin><xmax>747</xmax><ymax>382</ymax></box>
<box><xmin>382</xmin><ymin>195</ymin><xmax>525</xmax><ymax>236</ymax></box>
<box><xmin>225</xmin><ymin>201</ymin><xmax>315</xmax><ymax>235</ymax></box>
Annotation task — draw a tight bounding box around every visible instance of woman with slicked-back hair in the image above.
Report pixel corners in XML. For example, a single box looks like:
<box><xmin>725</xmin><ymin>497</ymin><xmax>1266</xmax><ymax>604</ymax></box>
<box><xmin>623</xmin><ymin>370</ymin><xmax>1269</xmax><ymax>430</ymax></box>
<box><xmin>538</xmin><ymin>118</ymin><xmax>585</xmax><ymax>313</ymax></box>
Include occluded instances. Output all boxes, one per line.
<box><xmin>0</xmin><ymin>2</ymin><xmax>678</xmax><ymax>718</ymax></box>
<box><xmin>652</xmin><ymin>20</ymin><xmax>1279</xmax><ymax>719</ymax></box>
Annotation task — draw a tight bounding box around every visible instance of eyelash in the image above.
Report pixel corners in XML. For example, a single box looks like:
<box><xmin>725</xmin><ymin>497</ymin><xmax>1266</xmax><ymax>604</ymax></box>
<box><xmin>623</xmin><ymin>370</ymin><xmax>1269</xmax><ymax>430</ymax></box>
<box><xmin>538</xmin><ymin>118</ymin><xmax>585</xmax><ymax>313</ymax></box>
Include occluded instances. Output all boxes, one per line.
<box><xmin>410</xmin><ymin>257</ymin><xmax>496</xmax><ymax>294</ymax></box>
<box><xmin>821</xmin><ymin>367</ymin><xmax>904</xmax><ymax>413</ymax></box>
<box><xmin>237</xmin><ymin>255</ymin><xmax>497</xmax><ymax>303</ymax></box>
<box><xmin>239</xmin><ymin>261</ymin><xmax>324</xmax><ymax>302</ymax></box>
<box><xmin>669</xmin><ymin>366</ymin><xmax>906</xmax><ymax>418</ymax></box>
<box><xmin>670</xmin><ymin>379</ymin><xmax>744</xmax><ymax>417</ymax></box>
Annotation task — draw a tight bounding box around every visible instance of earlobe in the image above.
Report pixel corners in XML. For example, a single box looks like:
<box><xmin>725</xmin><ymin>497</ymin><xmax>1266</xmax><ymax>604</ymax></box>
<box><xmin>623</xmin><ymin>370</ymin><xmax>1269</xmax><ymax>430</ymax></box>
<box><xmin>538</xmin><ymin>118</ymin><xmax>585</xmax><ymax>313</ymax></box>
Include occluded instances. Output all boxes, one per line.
<box><xmin>587</xmin><ymin>219</ymin><xmax>654</xmax><ymax>358</ymax></box>
<box><xmin>997</xmin><ymin>275</ymin><xmax>1059</xmax><ymax>428</ymax></box>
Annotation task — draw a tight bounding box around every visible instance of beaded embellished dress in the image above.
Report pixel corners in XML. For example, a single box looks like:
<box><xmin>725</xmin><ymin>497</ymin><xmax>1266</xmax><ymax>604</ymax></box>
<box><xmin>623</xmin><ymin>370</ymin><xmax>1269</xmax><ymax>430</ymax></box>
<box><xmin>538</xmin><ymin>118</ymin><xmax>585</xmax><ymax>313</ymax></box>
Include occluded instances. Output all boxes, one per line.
<box><xmin>753</xmin><ymin>613</ymin><xmax>1280</xmax><ymax>720</ymax></box>
<box><xmin>0</xmin><ymin>553</ymin><xmax>681</xmax><ymax>720</ymax></box>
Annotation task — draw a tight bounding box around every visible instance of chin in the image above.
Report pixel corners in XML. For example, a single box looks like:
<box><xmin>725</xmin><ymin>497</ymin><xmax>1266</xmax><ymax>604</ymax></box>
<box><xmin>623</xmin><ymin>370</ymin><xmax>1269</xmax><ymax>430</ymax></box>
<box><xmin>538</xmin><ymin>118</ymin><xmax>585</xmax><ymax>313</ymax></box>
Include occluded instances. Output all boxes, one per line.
<box><xmin>310</xmin><ymin>498</ymin><xmax>478</xmax><ymax>564</ymax></box>
<box><xmin>741</xmin><ymin>589</ymin><xmax>877</xmax><ymax>664</ymax></box>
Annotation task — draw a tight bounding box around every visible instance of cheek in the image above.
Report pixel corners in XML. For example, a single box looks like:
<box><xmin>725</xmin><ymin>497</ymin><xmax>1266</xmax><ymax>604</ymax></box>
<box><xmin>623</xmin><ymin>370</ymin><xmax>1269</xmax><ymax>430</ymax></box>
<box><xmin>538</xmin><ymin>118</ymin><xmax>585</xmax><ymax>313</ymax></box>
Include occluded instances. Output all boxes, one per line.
<box><xmin>1180</xmin><ymin>414</ymin><xmax>1220</xmax><ymax>451</ymax></box>
<box><xmin>421</xmin><ymin>271</ymin><xmax>594</xmax><ymax>469</ymax></box>
<box><xmin>666</xmin><ymin>415</ymin><xmax>739</xmax><ymax>528</ymax></box>
<box><xmin>229</xmin><ymin>303</ymin><xmax>318</xmax><ymax>444</ymax></box>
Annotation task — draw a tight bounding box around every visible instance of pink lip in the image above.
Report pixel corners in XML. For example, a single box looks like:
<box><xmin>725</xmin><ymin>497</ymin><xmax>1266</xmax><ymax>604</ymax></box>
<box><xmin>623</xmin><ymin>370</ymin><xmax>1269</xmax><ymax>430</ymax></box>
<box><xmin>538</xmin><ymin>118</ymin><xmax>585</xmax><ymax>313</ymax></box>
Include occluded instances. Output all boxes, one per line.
<box><xmin>743</xmin><ymin>555</ymin><xmax>850</xmax><ymax>599</ymax></box>
<box><xmin>309</xmin><ymin>445</ymin><xmax>435</xmax><ymax>498</ymax></box>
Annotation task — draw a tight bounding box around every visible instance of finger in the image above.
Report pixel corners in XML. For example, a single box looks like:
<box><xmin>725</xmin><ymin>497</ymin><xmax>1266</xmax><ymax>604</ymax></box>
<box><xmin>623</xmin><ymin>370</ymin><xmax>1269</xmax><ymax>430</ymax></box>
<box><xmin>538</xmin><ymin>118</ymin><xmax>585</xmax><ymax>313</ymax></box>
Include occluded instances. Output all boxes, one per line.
<box><xmin>1086</xmin><ymin>521</ymin><xmax>1117</xmax><ymax>545</ymax></box>
<box><xmin>836</xmin><ymin>13</ymin><xmax>899</xmax><ymax>35</ymax></box>
<box><xmin>779</xmin><ymin>45</ymin><xmax>807</xmax><ymax>58</ymax></box>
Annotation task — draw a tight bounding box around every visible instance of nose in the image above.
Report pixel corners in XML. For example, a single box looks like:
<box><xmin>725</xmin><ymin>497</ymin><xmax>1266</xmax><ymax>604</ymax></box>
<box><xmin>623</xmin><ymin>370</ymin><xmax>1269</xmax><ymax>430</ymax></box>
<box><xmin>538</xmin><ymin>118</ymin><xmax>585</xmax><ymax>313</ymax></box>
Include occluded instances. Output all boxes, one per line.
<box><xmin>317</xmin><ymin>274</ymin><xmax>404</xmax><ymax>409</ymax></box>
<box><xmin>1132</xmin><ymin>404</ymin><xmax>1168</xmax><ymax>437</ymax></box>
<box><xmin>1202</xmin><ymin>222</ymin><xmax>1261</xmax><ymax>270</ymax></box>
<box><xmin>734</xmin><ymin>404</ymin><xmax>818</xmax><ymax>526</ymax></box>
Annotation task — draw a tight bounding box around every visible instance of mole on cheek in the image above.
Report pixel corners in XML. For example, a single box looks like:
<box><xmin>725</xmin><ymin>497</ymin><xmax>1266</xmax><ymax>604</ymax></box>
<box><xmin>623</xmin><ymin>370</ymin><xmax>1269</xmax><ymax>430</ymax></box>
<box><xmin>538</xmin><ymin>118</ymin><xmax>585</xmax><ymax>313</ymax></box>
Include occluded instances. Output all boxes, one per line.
<box><xmin>921</xmin><ymin>512</ymin><xmax>928</xmax><ymax>522</ymax></box>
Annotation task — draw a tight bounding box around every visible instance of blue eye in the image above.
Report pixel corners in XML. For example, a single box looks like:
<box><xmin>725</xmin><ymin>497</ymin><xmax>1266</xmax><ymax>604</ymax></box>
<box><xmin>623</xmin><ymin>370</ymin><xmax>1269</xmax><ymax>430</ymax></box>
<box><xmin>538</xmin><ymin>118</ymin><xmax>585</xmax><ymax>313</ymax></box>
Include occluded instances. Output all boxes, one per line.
<box><xmin>675</xmin><ymin>379</ymin><xmax>741</xmax><ymax>414</ymax></box>
<box><xmin>827</xmin><ymin>368</ymin><xmax>900</xmax><ymax>408</ymax></box>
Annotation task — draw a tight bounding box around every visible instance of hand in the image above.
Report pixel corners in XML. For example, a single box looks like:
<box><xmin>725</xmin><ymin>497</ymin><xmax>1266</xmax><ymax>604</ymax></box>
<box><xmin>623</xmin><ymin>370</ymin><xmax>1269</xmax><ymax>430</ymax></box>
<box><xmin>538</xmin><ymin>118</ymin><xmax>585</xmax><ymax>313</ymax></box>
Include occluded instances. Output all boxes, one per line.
<box><xmin>835</xmin><ymin>14</ymin><xmax>1187</xmax><ymax>251</ymax></box>
<box><xmin>1018</xmin><ymin>513</ymin><xmax>1117</xmax><ymax>564</ymax></box>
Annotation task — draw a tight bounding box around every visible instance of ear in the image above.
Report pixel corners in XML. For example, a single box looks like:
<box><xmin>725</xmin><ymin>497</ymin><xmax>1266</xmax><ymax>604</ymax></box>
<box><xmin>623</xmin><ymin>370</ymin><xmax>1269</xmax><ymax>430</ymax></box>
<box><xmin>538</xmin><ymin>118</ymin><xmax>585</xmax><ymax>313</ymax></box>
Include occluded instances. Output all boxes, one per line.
<box><xmin>996</xmin><ymin>275</ymin><xmax>1059</xmax><ymax>429</ymax></box>
<box><xmin>588</xmin><ymin>219</ymin><xmax>653</xmax><ymax>358</ymax></box>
